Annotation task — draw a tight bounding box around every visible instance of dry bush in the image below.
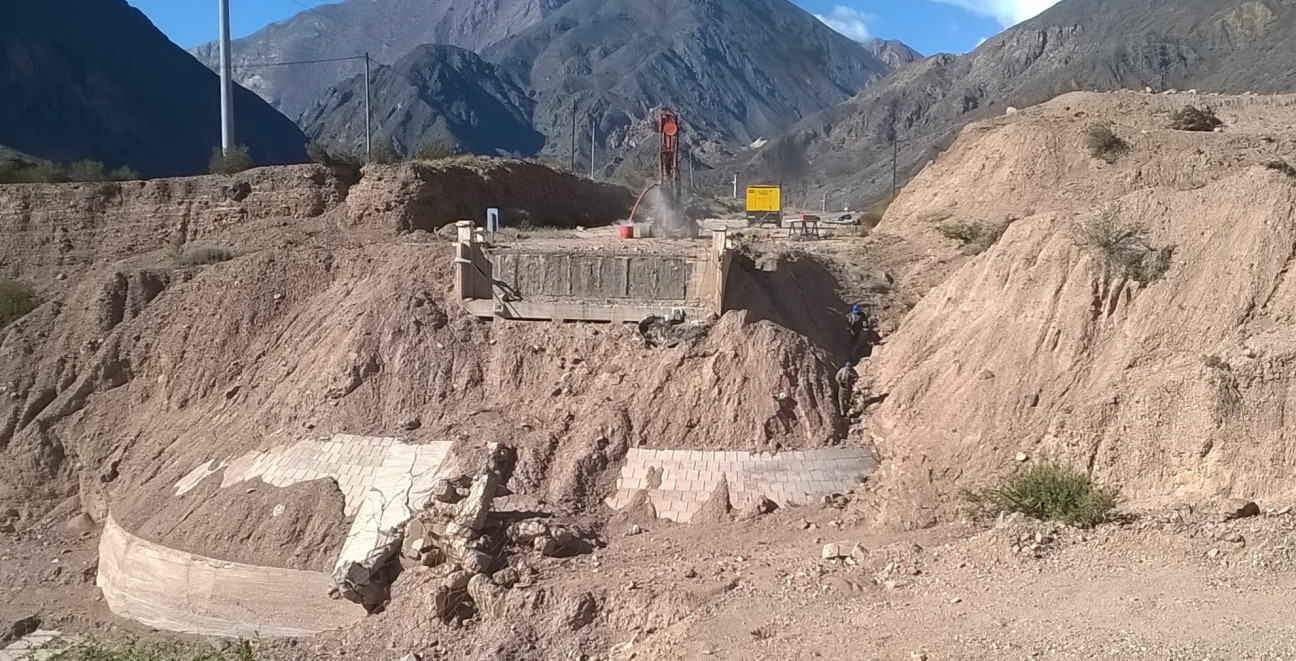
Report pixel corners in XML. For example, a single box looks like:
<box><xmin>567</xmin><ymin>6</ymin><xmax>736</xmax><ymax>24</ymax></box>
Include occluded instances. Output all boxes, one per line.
<box><xmin>1265</xmin><ymin>159</ymin><xmax>1296</xmax><ymax>179</ymax></box>
<box><xmin>938</xmin><ymin>221</ymin><xmax>1006</xmax><ymax>255</ymax></box>
<box><xmin>857</xmin><ymin>195</ymin><xmax>896</xmax><ymax>229</ymax></box>
<box><xmin>414</xmin><ymin>138</ymin><xmax>459</xmax><ymax>162</ymax></box>
<box><xmin>1083</xmin><ymin>123</ymin><xmax>1129</xmax><ymax>163</ymax></box>
<box><xmin>0</xmin><ymin>279</ymin><xmax>38</xmax><ymax>329</ymax></box>
<box><xmin>369</xmin><ymin>137</ymin><xmax>401</xmax><ymax>165</ymax></box>
<box><xmin>1169</xmin><ymin>105</ymin><xmax>1223</xmax><ymax>132</ymax></box>
<box><xmin>175</xmin><ymin>245</ymin><xmax>234</xmax><ymax>267</ymax></box>
<box><xmin>968</xmin><ymin>461</ymin><xmax>1116</xmax><ymax>528</ymax></box>
<box><xmin>1071</xmin><ymin>210</ymin><xmax>1174</xmax><ymax>283</ymax></box>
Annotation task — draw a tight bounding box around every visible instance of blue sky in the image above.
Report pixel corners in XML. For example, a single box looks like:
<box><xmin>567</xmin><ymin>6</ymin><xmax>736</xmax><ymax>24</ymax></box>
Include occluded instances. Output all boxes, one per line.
<box><xmin>127</xmin><ymin>0</ymin><xmax>1061</xmax><ymax>56</ymax></box>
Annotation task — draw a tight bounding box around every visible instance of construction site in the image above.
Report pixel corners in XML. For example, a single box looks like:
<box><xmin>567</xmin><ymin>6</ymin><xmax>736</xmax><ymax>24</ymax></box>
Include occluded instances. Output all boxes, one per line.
<box><xmin>7</xmin><ymin>91</ymin><xmax>1296</xmax><ymax>660</ymax></box>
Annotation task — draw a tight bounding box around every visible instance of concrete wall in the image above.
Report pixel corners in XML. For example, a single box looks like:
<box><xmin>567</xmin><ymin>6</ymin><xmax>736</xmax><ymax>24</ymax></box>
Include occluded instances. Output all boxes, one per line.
<box><xmin>491</xmin><ymin>253</ymin><xmax>695</xmax><ymax>302</ymax></box>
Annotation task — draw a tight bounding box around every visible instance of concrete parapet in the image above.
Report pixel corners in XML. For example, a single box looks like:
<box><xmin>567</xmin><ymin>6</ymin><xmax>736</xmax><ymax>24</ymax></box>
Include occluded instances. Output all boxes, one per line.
<box><xmin>455</xmin><ymin>230</ymin><xmax>733</xmax><ymax>323</ymax></box>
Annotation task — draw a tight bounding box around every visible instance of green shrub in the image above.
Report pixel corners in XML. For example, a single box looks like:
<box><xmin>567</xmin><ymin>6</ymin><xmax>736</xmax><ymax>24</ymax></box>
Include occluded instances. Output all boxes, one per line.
<box><xmin>175</xmin><ymin>245</ymin><xmax>233</xmax><ymax>267</ymax></box>
<box><xmin>56</xmin><ymin>639</ymin><xmax>256</xmax><ymax>661</ymax></box>
<box><xmin>1071</xmin><ymin>209</ymin><xmax>1174</xmax><ymax>283</ymax></box>
<box><xmin>0</xmin><ymin>279</ymin><xmax>38</xmax><ymax>329</ymax></box>
<box><xmin>209</xmin><ymin>144</ymin><xmax>254</xmax><ymax>175</ymax></box>
<box><xmin>970</xmin><ymin>461</ymin><xmax>1116</xmax><ymax>527</ymax></box>
<box><xmin>1083</xmin><ymin>122</ymin><xmax>1128</xmax><ymax>164</ymax></box>
<box><xmin>414</xmin><ymin>138</ymin><xmax>459</xmax><ymax>161</ymax></box>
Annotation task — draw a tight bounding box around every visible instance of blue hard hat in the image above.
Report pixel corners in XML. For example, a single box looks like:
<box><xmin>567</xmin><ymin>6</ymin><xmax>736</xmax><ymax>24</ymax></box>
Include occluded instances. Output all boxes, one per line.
<box><xmin>851</xmin><ymin>304</ymin><xmax>860</xmax><ymax>314</ymax></box>
<box><xmin>844</xmin><ymin>361</ymin><xmax>852</xmax><ymax>369</ymax></box>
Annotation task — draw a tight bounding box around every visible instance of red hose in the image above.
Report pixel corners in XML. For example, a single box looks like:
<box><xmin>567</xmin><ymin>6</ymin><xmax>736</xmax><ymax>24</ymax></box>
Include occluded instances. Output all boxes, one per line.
<box><xmin>626</xmin><ymin>183</ymin><xmax>660</xmax><ymax>226</ymax></box>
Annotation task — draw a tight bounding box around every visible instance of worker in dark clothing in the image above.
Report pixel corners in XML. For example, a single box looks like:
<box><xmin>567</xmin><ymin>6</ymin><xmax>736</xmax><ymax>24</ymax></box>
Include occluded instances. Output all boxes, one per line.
<box><xmin>835</xmin><ymin>361</ymin><xmax>858</xmax><ymax>417</ymax></box>
<box><xmin>847</xmin><ymin>304</ymin><xmax>865</xmax><ymax>342</ymax></box>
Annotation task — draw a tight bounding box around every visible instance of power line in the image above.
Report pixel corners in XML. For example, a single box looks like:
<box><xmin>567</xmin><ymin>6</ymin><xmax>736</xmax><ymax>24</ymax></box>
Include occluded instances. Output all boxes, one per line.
<box><xmin>235</xmin><ymin>55</ymin><xmax>365</xmax><ymax>69</ymax></box>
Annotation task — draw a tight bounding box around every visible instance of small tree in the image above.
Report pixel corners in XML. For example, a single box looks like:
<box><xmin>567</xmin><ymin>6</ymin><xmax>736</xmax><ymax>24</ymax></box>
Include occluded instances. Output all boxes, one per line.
<box><xmin>209</xmin><ymin>144</ymin><xmax>254</xmax><ymax>175</ymax></box>
<box><xmin>1169</xmin><ymin>105</ymin><xmax>1223</xmax><ymax>132</ymax></box>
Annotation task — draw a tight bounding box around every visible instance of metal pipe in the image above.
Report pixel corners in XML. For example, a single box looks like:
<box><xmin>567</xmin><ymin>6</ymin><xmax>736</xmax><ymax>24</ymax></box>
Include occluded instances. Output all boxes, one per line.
<box><xmin>218</xmin><ymin>0</ymin><xmax>235</xmax><ymax>153</ymax></box>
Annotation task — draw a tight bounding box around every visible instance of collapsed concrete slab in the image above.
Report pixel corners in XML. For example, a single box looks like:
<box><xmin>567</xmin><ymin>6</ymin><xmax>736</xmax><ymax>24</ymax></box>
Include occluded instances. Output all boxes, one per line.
<box><xmin>98</xmin><ymin>435</ymin><xmax>456</xmax><ymax>634</ymax></box>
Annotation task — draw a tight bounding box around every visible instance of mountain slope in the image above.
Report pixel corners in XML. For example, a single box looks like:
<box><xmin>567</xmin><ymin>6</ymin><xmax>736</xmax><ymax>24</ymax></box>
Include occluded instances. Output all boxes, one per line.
<box><xmin>192</xmin><ymin>0</ymin><xmax>569</xmax><ymax>120</ymax></box>
<box><xmin>763</xmin><ymin>0</ymin><xmax>1296</xmax><ymax>206</ymax></box>
<box><xmin>480</xmin><ymin>0</ymin><xmax>893</xmax><ymax>173</ymax></box>
<box><xmin>0</xmin><ymin>0</ymin><xmax>306</xmax><ymax>177</ymax></box>
<box><xmin>299</xmin><ymin>45</ymin><xmax>543</xmax><ymax>157</ymax></box>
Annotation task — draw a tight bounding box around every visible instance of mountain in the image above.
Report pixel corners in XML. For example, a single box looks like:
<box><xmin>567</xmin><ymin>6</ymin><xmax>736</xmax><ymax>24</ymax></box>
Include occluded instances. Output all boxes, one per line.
<box><xmin>299</xmin><ymin>45</ymin><xmax>543</xmax><ymax>157</ymax></box>
<box><xmin>761</xmin><ymin>0</ymin><xmax>1296</xmax><ymax>207</ymax></box>
<box><xmin>192</xmin><ymin>0</ymin><xmax>569</xmax><ymax>120</ymax></box>
<box><xmin>863</xmin><ymin>38</ymin><xmax>923</xmax><ymax>69</ymax></box>
<box><xmin>0</xmin><ymin>0</ymin><xmax>307</xmax><ymax>177</ymax></box>
<box><xmin>479</xmin><ymin>0</ymin><xmax>894</xmax><ymax>174</ymax></box>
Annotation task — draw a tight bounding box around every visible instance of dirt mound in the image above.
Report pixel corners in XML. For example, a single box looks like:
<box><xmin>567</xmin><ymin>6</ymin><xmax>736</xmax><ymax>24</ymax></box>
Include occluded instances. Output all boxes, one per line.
<box><xmin>0</xmin><ymin>228</ymin><xmax>849</xmax><ymax>571</ymax></box>
<box><xmin>860</xmin><ymin>90</ymin><xmax>1296</xmax><ymax>528</ymax></box>
<box><xmin>346</xmin><ymin>159</ymin><xmax>633</xmax><ymax>232</ymax></box>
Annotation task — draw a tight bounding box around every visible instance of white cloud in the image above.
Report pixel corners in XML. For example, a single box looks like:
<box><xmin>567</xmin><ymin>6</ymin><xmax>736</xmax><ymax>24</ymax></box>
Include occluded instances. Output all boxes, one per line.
<box><xmin>933</xmin><ymin>0</ymin><xmax>1062</xmax><ymax>27</ymax></box>
<box><xmin>815</xmin><ymin>6</ymin><xmax>874</xmax><ymax>42</ymax></box>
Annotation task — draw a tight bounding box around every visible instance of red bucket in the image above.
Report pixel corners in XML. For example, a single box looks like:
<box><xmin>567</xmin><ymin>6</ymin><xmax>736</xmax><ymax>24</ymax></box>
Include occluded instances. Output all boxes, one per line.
<box><xmin>619</xmin><ymin>225</ymin><xmax>634</xmax><ymax>240</ymax></box>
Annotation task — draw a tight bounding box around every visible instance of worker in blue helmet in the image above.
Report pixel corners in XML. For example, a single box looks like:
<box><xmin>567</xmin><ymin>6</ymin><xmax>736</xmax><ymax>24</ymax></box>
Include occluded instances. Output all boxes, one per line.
<box><xmin>835</xmin><ymin>361</ymin><xmax>859</xmax><ymax>417</ymax></box>
<box><xmin>847</xmin><ymin>303</ymin><xmax>866</xmax><ymax>342</ymax></box>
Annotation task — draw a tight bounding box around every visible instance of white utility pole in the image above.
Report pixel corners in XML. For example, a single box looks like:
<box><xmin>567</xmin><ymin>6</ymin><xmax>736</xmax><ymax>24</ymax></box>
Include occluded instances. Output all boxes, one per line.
<box><xmin>732</xmin><ymin>174</ymin><xmax>737</xmax><ymax>199</ymax></box>
<box><xmin>218</xmin><ymin>0</ymin><xmax>235</xmax><ymax>153</ymax></box>
<box><xmin>364</xmin><ymin>52</ymin><xmax>373</xmax><ymax>162</ymax></box>
<box><xmin>590</xmin><ymin>120</ymin><xmax>596</xmax><ymax>179</ymax></box>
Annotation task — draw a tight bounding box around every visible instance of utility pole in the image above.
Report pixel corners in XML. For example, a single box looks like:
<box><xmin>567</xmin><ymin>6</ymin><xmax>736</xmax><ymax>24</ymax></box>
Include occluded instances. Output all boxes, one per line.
<box><xmin>364</xmin><ymin>52</ymin><xmax>373</xmax><ymax>162</ymax></box>
<box><xmin>732</xmin><ymin>174</ymin><xmax>737</xmax><ymax>199</ymax></box>
<box><xmin>570</xmin><ymin>102</ymin><xmax>576</xmax><ymax>172</ymax></box>
<box><xmin>590</xmin><ymin>118</ymin><xmax>596</xmax><ymax>180</ymax></box>
<box><xmin>218</xmin><ymin>0</ymin><xmax>234</xmax><ymax>153</ymax></box>
<box><xmin>821</xmin><ymin>192</ymin><xmax>827</xmax><ymax>213</ymax></box>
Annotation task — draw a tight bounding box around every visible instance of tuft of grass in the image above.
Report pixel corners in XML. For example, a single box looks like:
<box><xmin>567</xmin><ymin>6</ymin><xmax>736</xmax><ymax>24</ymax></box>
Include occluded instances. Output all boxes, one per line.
<box><xmin>1169</xmin><ymin>105</ymin><xmax>1223</xmax><ymax>132</ymax></box>
<box><xmin>1071</xmin><ymin>209</ymin><xmax>1174</xmax><ymax>284</ymax></box>
<box><xmin>0</xmin><ymin>279</ymin><xmax>38</xmax><ymax>329</ymax></box>
<box><xmin>56</xmin><ymin>639</ymin><xmax>257</xmax><ymax>661</ymax></box>
<box><xmin>938</xmin><ymin>221</ymin><xmax>1006</xmax><ymax>255</ymax></box>
<box><xmin>970</xmin><ymin>461</ymin><xmax>1116</xmax><ymax>527</ymax></box>
<box><xmin>175</xmin><ymin>245</ymin><xmax>233</xmax><ymax>267</ymax></box>
<box><xmin>209</xmin><ymin>145</ymin><xmax>254</xmax><ymax>175</ymax></box>
<box><xmin>1083</xmin><ymin>122</ymin><xmax>1129</xmax><ymax>164</ymax></box>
